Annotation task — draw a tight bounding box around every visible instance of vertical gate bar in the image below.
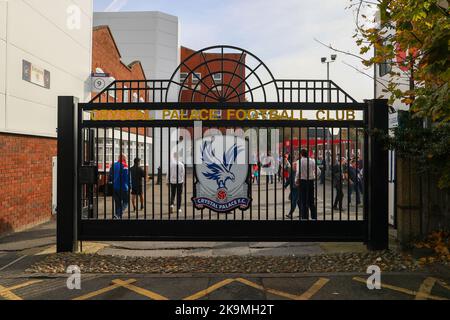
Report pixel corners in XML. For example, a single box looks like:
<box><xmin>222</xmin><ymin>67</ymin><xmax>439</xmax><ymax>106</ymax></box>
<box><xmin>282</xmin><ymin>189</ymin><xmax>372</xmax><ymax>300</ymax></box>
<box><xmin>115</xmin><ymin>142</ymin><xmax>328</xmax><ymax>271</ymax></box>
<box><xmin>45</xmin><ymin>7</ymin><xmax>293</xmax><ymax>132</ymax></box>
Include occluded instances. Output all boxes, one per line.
<box><xmin>144</xmin><ymin>128</ymin><xmax>147</xmax><ymax>220</ymax></box>
<box><xmin>257</xmin><ymin>127</ymin><xmax>260</xmax><ymax>220</ymax></box>
<box><xmin>315</xmin><ymin>127</ymin><xmax>318</xmax><ymax>219</ymax></box>
<box><xmin>298</xmin><ymin>125</ymin><xmax>302</xmax><ymax>220</ymax></box>
<box><xmin>339</xmin><ymin>127</ymin><xmax>342</xmax><ymax>221</ymax></box>
<box><xmin>312</xmin><ymin>82</ymin><xmax>316</xmax><ymax>219</ymax></box>
<box><xmin>306</xmin><ymin>81</ymin><xmax>309</xmax><ymax>102</ymax></box>
<box><xmin>201</xmin><ymin>126</ymin><xmax>205</xmax><ymax>221</ymax></box>
<box><xmin>323</xmin><ymin>127</ymin><xmax>326</xmax><ymax>220</ymax></box>
<box><xmin>135</xmin><ymin>126</ymin><xmax>139</xmax><ymax>219</ymax></box>
<box><xmin>321</xmin><ymin>81</ymin><xmax>324</xmax><ymax>102</ymax></box>
<box><xmin>274</xmin><ymin>127</ymin><xmax>277</xmax><ymax>221</ymax></box>
<box><xmin>95</xmin><ymin>128</ymin><xmax>99</xmax><ymax>220</ymax></box>
<box><xmin>266</xmin><ymin>128</ymin><xmax>269</xmax><ymax>221</ymax></box>
<box><xmin>160</xmin><ymin>127</ymin><xmax>163</xmax><ymax>220</ymax></box>
<box><xmin>176</xmin><ymin>127</ymin><xmax>179</xmax><ymax>221</ymax></box>
<box><xmin>111</xmin><ymin>127</ymin><xmax>115</xmax><ymax>219</ymax></box>
<box><xmin>363</xmin><ymin>106</ymin><xmax>368</xmax><ymax>224</ymax></box>
<box><xmin>183</xmin><ymin>128</ymin><xmax>187</xmax><ymax>220</ymax></box>
<box><xmin>339</xmin><ymin>127</ymin><xmax>343</xmax><ymax>221</ymax></box>
<box><xmin>120</xmin><ymin>128</ymin><xmax>123</xmax><ymax>220</ymax></box>
<box><xmin>168</xmin><ymin>127</ymin><xmax>171</xmax><ymax>220</ymax></box>
<box><xmin>128</xmin><ymin>128</ymin><xmax>131</xmax><ymax>220</ymax></box>
<box><xmin>331</xmin><ymin>126</ymin><xmax>334</xmax><ymax>221</ymax></box>
<box><xmin>347</xmin><ymin>126</ymin><xmax>351</xmax><ymax>221</ymax></box>
<box><xmin>152</xmin><ymin>127</ymin><xmax>155</xmax><ymax>220</ymax></box>
<box><xmin>313</xmin><ymin>81</ymin><xmax>317</xmax><ymax>106</ymax></box>
<box><xmin>355</xmin><ymin>127</ymin><xmax>359</xmax><ymax>221</ymax></box>
<box><xmin>234</xmin><ymin>128</ymin><xmax>237</xmax><ymax>221</ymax></box>
<box><xmin>246</xmin><ymin>127</ymin><xmax>250</xmax><ymax>221</ymax></box>
<box><xmin>307</xmin><ymin>127</ymin><xmax>310</xmax><ymax>220</ymax></box>
<box><xmin>195</xmin><ymin>126</ymin><xmax>198</xmax><ymax>221</ymax></box>
<box><xmin>103</xmin><ymin>128</ymin><xmax>107</xmax><ymax>220</ymax></box>
<box><xmin>282</xmin><ymin>127</ymin><xmax>285</xmax><ymax>220</ymax></box>
<box><xmin>224</xmin><ymin>132</ymin><xmax>228</xmax><ymax>221</ymax></box>
<box><xmin>289</xmin><ymin>126</ymin><xmax>293</xmax><ymax>221</ymax></box>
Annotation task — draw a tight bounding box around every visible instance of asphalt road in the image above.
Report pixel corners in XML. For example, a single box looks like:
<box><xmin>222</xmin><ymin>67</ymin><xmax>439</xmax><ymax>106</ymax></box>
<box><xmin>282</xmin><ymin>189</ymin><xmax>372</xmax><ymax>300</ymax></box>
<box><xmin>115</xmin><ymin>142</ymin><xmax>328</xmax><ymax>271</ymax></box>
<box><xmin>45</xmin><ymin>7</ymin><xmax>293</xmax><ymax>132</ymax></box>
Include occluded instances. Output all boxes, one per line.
<box><xmin>1</xmin><ymin>270</ymin><xmax>450</xmax><ymax>300</ymax></box>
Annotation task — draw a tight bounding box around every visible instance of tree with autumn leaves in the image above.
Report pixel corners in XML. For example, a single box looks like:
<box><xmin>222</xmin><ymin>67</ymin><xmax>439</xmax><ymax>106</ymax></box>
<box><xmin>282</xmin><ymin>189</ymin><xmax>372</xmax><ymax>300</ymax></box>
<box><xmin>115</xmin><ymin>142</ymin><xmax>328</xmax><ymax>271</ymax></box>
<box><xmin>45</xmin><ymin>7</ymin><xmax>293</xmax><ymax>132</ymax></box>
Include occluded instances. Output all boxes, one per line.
<box><xmin>351</xmin><ymin>0</ymin><xmax>449</xmax><ymax>188</ymax></box>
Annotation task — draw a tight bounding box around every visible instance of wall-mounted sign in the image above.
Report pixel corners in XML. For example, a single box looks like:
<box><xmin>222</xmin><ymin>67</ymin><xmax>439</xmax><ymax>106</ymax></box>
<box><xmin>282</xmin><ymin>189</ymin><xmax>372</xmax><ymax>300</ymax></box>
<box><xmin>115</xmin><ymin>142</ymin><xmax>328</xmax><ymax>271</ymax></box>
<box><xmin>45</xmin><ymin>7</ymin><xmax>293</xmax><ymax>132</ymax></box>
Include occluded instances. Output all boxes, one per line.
<box><xmin>91</xmin><ymin>73</ymin><xmax>114</xmax><ymax>93</ymax></box>
<box><xmin>22</xmin><ymin>60</ymin><xmax>50</xmax><ymax>89</ymax></box>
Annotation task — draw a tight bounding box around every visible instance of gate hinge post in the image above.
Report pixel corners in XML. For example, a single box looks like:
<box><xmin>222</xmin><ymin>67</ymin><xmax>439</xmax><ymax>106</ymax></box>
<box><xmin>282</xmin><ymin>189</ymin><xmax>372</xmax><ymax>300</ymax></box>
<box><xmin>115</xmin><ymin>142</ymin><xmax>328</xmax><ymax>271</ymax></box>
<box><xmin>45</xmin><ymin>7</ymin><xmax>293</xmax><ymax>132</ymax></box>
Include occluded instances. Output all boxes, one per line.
<box><xmin>366</xmin><ymin>99</ymin><xmax>389</xmax><ymax>251</ymax></box>
<box><xmin>57</xmin><ymin>96</ymin><xmax>79</xmax><ymax>253</ymax></box>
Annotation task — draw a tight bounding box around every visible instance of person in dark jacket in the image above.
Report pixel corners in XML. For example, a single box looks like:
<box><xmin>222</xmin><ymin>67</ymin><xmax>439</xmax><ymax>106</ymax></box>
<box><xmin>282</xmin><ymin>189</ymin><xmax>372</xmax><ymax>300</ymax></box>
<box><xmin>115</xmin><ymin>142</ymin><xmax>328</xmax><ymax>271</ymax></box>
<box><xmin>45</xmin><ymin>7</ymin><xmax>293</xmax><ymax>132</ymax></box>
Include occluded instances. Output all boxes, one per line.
<box><xmin>348</xmin><ymin>159</ymin><xmax>361</xmax><ymax>205</ymax></box>
<box><xmin>284</xmin><ymin>161</ymin><xmax>300</xmax><ymax>219</ymax></box>
<box><xmin>109</xmin><ymin>154</ymin><xmax>130</xmax><ymax>219</ymax></box>
<box><xmin>130</xmin><ymin>157</ymin><xmax>145</xmax><ymax>211</ymax></box>
<box><xmin>332</xmin><ymin>157</ymin><xmax>346</xmax><ymax>211</ymax></box>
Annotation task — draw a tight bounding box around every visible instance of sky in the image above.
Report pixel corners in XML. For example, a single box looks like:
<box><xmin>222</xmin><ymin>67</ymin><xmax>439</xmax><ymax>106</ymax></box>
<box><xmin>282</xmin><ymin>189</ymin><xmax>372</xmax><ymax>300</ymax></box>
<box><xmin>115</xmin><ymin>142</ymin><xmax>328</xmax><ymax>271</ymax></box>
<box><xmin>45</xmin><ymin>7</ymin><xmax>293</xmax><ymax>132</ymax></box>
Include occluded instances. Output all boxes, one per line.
<box><xmin>93</xmin><ymin>0</ymin><xmax>375</xmax><ymax>101</ymax></box>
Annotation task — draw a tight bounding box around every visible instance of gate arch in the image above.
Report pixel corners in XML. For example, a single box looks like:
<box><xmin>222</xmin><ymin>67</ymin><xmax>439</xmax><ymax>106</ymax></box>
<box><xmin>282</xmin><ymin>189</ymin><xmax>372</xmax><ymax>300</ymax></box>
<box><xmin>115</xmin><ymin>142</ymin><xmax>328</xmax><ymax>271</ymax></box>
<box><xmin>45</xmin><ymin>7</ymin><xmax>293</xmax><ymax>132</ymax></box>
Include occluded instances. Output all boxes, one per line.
<box><xmin>165</xmin><ymin>45</ymin><xmax>280</xmax><ymax>103</ymax></box>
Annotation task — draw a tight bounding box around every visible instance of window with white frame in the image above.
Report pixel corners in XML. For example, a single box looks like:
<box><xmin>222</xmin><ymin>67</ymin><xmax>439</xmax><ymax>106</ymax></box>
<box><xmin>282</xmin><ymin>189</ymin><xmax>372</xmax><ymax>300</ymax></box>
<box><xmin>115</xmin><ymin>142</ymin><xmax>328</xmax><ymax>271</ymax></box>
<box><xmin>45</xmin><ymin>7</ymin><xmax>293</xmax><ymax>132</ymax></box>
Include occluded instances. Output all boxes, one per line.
<box><xmin>213</xmin><ymin>73</ymin><xmax>222</xmax><ymax>92</ymax></box>
<box><xmin>180</xmin><ymin>72</ymin><xmax>188</xmax><ymax>90</ymax></box>
<box><xmin>123</xmin><ymin>85</ymin><xmax>129</xmax><ymax>102</ymax></box>
<box><xmin>213</xmin><ymin>73</ymin><xmax>222</xmax><ymax>84</ymax></box>
<box><xmin>192</xmin><ymin>72</ymin><xmax>201</xmax><ymax>90</ymax></box>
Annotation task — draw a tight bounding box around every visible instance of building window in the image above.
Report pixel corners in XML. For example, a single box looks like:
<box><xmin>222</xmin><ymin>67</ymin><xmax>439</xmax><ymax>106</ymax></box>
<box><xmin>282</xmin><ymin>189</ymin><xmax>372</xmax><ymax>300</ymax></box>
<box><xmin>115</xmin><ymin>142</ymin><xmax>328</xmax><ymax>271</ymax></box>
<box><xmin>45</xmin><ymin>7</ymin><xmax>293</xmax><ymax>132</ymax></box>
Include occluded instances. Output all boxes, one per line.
<box><xmin>123</xmin><ymin>85</ymin><xmax>129</xmax><ymax>102</ymax></box>
<box><xmin>132</xmin><ymin>92</ymin><xmax>138</xmax><ymax>102</ymax></box>
<box><xmin>180</xmin><ymin>72</ymin><xmax>188</xmax><ymax>90</ymax></box>
<box><xmin>213</xmin><ymin>73</ymin><xmax>222</xmax><ymax>84</ymax></box>
<box><xmin>192</xmin><ymin>72</ymin><xmax>201</xmax><ymax>90</ymax></box>
<box><xmin>379</xmin><ymin>61</ymin><xmax>392</xmax><ymax>77</ymax></box>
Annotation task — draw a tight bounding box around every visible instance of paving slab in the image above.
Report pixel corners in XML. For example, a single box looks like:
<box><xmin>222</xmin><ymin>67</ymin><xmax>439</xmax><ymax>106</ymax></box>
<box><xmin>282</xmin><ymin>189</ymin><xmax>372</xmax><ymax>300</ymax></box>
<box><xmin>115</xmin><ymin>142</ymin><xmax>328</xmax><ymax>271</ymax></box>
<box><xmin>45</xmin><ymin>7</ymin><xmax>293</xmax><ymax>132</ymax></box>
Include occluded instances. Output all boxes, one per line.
<box><xmin>0</xmin><ymin>220</ymin><xmax>55</xmax><ymax>252</ymax></box>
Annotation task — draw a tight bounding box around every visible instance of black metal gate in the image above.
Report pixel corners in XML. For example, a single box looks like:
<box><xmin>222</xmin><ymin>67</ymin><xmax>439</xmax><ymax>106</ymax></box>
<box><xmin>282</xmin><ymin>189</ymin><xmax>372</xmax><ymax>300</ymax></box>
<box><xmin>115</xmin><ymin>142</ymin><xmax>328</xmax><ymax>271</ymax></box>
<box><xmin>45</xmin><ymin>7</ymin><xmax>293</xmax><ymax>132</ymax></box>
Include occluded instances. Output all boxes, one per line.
<box><xmin>57</xmin><ymin>46</ymin><xmax>388</xmax><ymax>252</ymax></box>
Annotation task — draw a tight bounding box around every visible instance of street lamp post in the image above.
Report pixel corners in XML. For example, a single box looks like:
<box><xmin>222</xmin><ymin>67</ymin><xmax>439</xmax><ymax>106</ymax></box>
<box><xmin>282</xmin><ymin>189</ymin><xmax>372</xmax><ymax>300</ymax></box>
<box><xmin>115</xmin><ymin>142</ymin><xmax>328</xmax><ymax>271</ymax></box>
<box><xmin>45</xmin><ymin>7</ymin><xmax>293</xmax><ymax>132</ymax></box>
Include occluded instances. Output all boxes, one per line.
<box><xmin>321</xmin><ymin>54</ymin><xmax>337</xmax><ymax>168</ymax></box>
<box><xmin>321</xmin><ymin>54</ymin><xmax>337</xmax><ymax>101</ymax></box>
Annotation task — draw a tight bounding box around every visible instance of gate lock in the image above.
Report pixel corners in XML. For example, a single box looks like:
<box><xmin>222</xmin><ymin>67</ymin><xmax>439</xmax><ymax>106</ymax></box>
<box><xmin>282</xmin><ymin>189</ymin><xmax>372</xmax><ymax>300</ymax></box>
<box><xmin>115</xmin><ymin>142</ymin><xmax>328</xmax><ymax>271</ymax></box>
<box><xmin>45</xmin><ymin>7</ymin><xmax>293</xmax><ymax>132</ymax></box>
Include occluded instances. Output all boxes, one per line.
<box><xmin>79</xmin><ymin>165</ymin><xmax>98</xmax><ymax>185</ymax></box>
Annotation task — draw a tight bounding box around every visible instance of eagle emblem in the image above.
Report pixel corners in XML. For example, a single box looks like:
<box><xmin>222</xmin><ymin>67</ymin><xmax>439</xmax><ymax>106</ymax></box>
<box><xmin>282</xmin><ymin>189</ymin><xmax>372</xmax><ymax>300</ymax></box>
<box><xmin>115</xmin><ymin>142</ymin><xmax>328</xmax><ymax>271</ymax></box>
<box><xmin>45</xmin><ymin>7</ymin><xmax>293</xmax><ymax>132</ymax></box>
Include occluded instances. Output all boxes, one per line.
<box><xmin>201</xmin><ymin>140</ymin><xmax>243</xmax><ymax>190</ymax></box>
<box><xmin>193</xmin><ymin>135</ymin><xmax>251</xmax><ymax>213</ymax></box>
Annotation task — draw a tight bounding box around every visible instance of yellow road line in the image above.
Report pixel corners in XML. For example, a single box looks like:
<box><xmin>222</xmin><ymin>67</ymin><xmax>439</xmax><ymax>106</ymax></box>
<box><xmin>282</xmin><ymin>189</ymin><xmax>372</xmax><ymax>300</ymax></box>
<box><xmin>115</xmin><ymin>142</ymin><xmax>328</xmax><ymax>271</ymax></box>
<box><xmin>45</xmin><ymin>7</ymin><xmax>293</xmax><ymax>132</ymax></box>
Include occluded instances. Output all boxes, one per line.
<box><xmin>297</xmin><ymin>278</ymin><xmax>330</xmax><ymax>300</ymax></box>
<box><xmin>236</xmin><ymin>278</ymin><xmax>301</xmax><ymax>300</ymax></box>
<box><xmin>0</xmin><ymin>284</ymin><xmax>22</xmax><ymax>300</ymax></box>
<box><xmin>0</xmin><ymin>280</ymin><xmax>42</xmax><ymax>300</ymax></box>
<box><xmin>415</xmin><ymin>277</ymin><xmax>436</xmax><ymax>300</ymax></box>
<box><xmin>353</xmin><ymin>277</ymin><xmax>448</xmax><ymax>300</ymax></box>
<box><xmin>437</xmin><ymin>279</ymin><xmax>450</xmax><ymax>291</ymax></box>
<box><xmin>73</xmin><ymin>279</ymin><xmax>136</xmax><ymax>300</ymax></box>
<box><xmin>183</xmin><ymin>278</ymin><xmax>235</xmax><ymax>300</ymax></box>
<box><xmin>111</xmin><ymin>279</ymin><xmax>169</xmax><ymax>300</ymax></box>
<box><xmin>184</xmin><ymin>277</ymin><xmax>329</xmax><ymax>301</ymax></box>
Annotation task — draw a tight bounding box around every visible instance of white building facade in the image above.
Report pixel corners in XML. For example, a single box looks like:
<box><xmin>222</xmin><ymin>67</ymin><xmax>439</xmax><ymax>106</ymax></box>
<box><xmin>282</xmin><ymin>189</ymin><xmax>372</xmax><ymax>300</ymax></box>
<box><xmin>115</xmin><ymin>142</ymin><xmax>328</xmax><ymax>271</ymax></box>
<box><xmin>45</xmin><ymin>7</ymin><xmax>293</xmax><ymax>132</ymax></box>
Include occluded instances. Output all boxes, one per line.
<box><xmin>0</xmin><ymin>0</ymin><xmax>93</xmax><ymax>234</ymax></box>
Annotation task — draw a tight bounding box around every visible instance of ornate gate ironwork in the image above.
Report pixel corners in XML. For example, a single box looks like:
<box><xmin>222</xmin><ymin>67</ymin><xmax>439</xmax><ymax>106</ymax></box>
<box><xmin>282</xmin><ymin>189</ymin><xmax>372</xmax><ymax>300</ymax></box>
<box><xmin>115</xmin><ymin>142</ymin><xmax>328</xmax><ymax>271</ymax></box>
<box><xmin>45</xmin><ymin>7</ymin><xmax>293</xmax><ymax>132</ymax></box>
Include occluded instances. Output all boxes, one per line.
<box><xmin>57</xmin><ymin>46</ymin><xmax>388</xmax><ymax>252</ymax></box>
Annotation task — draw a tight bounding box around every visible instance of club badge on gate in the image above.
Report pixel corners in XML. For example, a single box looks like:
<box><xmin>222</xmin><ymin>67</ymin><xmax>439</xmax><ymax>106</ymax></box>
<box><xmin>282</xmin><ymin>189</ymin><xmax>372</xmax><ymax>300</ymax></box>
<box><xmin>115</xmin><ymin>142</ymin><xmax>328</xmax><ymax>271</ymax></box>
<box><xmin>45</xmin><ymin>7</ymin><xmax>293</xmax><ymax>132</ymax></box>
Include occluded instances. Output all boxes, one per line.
<box><xmin>192</xmin><ymin>135</ymin><xmax>251</xmax><ymax>213</ymax></box>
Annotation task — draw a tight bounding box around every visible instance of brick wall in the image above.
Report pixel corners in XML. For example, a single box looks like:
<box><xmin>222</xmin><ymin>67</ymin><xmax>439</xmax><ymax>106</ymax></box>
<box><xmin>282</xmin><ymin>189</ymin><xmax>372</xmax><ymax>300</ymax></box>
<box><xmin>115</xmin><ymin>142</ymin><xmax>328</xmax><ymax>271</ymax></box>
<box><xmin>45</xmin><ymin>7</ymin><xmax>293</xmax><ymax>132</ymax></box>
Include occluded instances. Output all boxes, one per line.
<box><xmin>92</xmin><ymin>25</ymin><xmax>147</xmax><ymax>137</ymax></box>
<box><xmin>180</xmin><ymin>46</ymin><xmax>246</xmax><ymax>103</ymax></box>
<box><xmin>0</xmin><ymin>133</ymin><xmax>56</xmax><ymax>235</ymax></box>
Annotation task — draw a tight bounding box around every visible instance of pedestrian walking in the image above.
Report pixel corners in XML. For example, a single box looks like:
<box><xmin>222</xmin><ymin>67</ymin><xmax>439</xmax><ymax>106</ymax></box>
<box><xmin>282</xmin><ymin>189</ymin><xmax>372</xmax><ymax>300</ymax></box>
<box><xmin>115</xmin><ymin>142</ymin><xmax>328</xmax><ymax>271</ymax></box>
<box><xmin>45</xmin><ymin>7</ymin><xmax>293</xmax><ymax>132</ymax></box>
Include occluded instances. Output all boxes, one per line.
<box><xmin>348</xmin><ymin>159</ymin><xmax>362</xmax><ymax>205</ymax></box>
<box><xmin>252</xmin><ymin>163</ymin><xmax>259</xmax><ymax>184</ymax></box>
<box><xmin>130</xmin><ymin>157</ymin><xmax>145</xmax><ymax>211</ymax></box>
<box><xmin>332</xmin><ymin>157</ymin><xmax>346</xmax><ymax>211</ymax></box>
<box><xmin>282</xmin><ymin>153</ymin><xmax>291</xmax><ymax>184</ymax></box>
<box><xmin>168</xmin><ymin>152</ymin><xmax>185</xmax><ymax>214</ymax></box>
<box><xmin>297</xmin><ymin>149</ymin><xmax>320</xmax><ymax>220</ymax></box>
<box><xmin>109</xmin><ymin>154</ymin><xmax>130</xmax><ymax>219</ymax></box>
<box><xmin>284</xmin><ymin>161</ymin><xmax>301</xmax><ymax>219</ymax></box>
